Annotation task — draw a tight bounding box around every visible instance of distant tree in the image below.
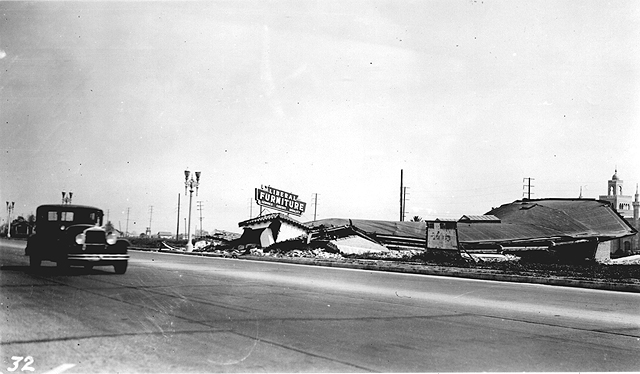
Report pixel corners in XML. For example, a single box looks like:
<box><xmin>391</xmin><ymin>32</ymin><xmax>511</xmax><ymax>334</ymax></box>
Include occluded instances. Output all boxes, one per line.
<box><xmin>411</xmin><ymin>216</ymin><xmax>423</xmax><ymax>222</ymax></box>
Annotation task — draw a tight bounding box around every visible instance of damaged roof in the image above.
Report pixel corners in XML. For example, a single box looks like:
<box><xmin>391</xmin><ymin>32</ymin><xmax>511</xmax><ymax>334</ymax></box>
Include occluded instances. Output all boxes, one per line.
<box><xmin>239</xmin><ymin>213</ymin><xmax>311</xmax><ymax>231</ymax></box>
<box><xmin>308</xmin><ymin>218</ymin><xmax>427</xmax><ymax>250</ymax></box>
<box><xmin>308</xmin><ymin>218</ymin><xmax>425</xmax><ymax>238</ymax></box>
<box><xmin>459</xmin><ymin>215</ymin><xmax>501</xmax><ymax>223</ymax></box>
<box><xmin>308</xmin><ymin>198</ymin><xmax>636</xmax><ymax>248</ymax></box>
<box><xmin>460</xmin><ymin>198</ymin><xmax>637</xmax><ymax>245</ymax></box>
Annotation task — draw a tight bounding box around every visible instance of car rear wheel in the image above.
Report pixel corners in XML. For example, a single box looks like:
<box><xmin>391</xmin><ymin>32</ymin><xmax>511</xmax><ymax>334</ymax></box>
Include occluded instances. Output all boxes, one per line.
<box><xmin>29</xmin><ymin>256</ymin><xmax>41</xmax><ymax>268</ymax></box>
<box><xmin>114</xmin><ymin>262</ymin><xmax>128</xmax><ymax>274</ymax></box>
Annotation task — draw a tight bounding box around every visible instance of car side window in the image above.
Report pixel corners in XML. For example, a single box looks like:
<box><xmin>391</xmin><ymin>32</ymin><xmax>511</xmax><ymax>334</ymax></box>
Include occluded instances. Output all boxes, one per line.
<box><xmin>48</xmin><ymin>211</ymin><xmax>58</xmax><ymax>221</ymax></box>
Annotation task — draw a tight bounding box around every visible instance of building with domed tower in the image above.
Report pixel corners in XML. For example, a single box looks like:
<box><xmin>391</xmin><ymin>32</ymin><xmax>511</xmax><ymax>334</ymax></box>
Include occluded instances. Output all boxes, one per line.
<box><xmin>598</xmin><ymin>169</ymin><xmax>640</xmax><ymax>255</ymax></box>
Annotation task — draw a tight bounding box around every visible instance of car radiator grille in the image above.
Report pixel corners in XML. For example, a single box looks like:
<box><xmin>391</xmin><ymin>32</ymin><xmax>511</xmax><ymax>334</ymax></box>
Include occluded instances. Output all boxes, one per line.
<box><xmin>83</xmin><ymin>231</ymin><xmax>107</xmax><ymax>252</ymax></box>
<box><xmin>85</xmin><ymin>231</ymin><xmax>106</xmax><ymax>244</ymax></box>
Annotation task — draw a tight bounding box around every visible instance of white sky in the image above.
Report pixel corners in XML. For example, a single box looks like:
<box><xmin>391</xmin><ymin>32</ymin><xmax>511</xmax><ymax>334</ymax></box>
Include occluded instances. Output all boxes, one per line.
<box><xmin>1</xmin><ymin>1</ymin><xmax>639</xmax><ymax>234</ymax></box>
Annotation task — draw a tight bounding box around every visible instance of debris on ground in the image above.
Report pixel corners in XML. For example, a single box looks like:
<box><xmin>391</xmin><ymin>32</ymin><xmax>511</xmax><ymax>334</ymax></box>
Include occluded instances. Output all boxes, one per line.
<box><xmin>600</xmin><ymin>255</ymin><xmax>640</xmax><ymax>265</ymax></box>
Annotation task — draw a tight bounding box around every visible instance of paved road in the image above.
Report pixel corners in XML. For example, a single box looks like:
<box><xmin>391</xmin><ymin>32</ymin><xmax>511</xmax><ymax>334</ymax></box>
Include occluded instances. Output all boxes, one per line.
<box><xmin>1</xmin><ymin>238</ymin><xmax>639</xmax><ymax>373</ymax></box>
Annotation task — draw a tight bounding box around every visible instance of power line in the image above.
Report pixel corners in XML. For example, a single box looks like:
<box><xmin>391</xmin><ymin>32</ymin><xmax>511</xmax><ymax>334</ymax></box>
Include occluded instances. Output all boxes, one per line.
<box><xmin>423</xmin><ymin>182</ymin><xmax>522</xmax><ymax>194</ymax></box>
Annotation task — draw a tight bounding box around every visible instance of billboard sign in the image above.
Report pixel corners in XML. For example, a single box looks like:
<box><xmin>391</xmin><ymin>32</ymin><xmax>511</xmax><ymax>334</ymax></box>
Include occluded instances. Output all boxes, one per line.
<box><xmin>255</xmin><ymin>185</ymin><xmax>307</xmax><ymax>216</ymax></box>
<box><xmin>426</xmin><ymin>221</ymin><xmax>459</xmax><ymax>250</ymax></box>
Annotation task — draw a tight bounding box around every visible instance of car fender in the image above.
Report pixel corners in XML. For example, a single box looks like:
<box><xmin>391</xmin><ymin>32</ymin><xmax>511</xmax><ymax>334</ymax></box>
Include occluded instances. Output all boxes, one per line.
<box><xmin>115</xmin><ymin>238</ymin><xmax>130</xmax><ymax>253</ymax></box>
<box><xmin>25</xmin><ymin>234</ymin><xmax>45</xmax><ymax>256</ymax></box>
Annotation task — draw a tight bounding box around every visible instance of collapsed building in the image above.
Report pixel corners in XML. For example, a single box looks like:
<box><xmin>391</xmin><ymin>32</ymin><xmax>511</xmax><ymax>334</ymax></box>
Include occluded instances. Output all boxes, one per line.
<box><xmin>458</xmin><ymin>198</ymin><xmax>637</xmax><ymax>261</ymax></box>
<box><xmin>236</xmin><ymin>198</ymin><xmax>637</xmax><ymax>262</ymax></box>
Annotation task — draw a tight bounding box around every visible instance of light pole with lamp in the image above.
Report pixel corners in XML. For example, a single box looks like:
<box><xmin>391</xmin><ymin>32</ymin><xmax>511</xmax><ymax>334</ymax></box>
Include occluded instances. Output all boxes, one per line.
<box><xmin>62</xmin><ymin>191</ymin><xmax>73</xmax><ymax>204</ymax></box>
<box><xmin>184</xmin><ymin>170</ymin><xmax>201</xmax><ymax>252</ymax></box>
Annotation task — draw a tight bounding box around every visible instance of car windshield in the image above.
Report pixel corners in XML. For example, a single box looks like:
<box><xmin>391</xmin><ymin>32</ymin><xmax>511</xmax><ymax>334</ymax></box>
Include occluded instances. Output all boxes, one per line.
<box><xmin>61</xmin><ymin>212</ymin><xmax>75</xmax><ymax>221</ymax></box>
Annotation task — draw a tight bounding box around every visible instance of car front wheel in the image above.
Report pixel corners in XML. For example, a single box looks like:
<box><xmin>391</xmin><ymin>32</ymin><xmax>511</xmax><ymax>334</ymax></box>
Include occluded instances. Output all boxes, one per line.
<box><xmin>114</xmin><ymin>262</ymin><xmax>128</xmax><ymax>274</ymax></box>
<box><xmin>57</xmin><ymin>258</ymin><xmax>70</xmax><ymax>271</ymax></box>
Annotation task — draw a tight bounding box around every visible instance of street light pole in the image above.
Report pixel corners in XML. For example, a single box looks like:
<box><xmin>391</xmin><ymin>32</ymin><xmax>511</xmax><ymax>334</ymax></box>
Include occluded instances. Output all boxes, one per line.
<box><xmin>184</xmin><ymin>170</ymin><xmax>201</xmax><ymax>252</ymax></box>
<box><xmin>62</xmin><ymin>191</ymin><xmax>73</xmax><ymax>204</ymax></box>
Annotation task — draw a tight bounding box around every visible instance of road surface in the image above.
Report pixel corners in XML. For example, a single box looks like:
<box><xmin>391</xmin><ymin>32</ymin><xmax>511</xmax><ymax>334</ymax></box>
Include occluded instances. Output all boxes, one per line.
<box><xmin>1</xmin><ymin>238</ymin><xmax>639</xmax><ymax>372</ymax></box>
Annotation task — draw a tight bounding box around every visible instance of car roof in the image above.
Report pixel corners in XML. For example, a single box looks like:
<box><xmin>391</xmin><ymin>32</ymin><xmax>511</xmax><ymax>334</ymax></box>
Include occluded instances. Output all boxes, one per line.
<box><xmin>37</xmin><ymin>204</ymin><xmax>103</xmax><ymax>212</ymax></box>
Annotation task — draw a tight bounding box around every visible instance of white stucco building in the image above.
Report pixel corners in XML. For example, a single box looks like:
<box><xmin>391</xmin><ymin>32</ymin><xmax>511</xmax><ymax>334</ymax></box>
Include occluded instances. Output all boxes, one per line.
<box><xmin>238</xmin><ymin>213</ymin><xmax>310</xmax><ymax>248</ymax></box>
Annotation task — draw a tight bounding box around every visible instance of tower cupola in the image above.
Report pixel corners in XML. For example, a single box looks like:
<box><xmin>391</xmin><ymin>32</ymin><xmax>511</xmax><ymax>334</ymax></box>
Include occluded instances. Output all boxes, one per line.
<box><xmin>608</xmin><ymin>168</ymin><xmax>623</xmax><ymax>196</ymax></box>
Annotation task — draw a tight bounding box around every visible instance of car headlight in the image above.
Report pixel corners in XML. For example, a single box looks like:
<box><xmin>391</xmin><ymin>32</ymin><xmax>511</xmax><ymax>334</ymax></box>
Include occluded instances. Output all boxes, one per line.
<box><xmin>75</xmin><ymin>233</ymin><xmax>85</xmax><ymax>245</ymax></box>
<box><xmin>106</xmin><ymin>233</ymin><xmax>117</xmax><ymax>245</ymax></box>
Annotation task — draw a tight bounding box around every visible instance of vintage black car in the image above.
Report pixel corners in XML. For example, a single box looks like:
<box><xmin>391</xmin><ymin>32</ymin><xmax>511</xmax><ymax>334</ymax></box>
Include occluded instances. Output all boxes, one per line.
<box><xmin>25</xmin><ymin>204</ymin><xmax>129</xmax><ymax>273</ymax></box>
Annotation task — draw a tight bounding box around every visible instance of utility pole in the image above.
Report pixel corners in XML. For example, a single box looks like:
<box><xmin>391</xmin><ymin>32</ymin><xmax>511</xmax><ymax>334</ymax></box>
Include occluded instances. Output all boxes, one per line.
<box><xmin>125</xmin><ymin>208</ymin><xmax>130</xmax><ymax>237</ymax></box>
<box><xmin>523</xmin><ymin>178</ymin><xmax>535</xmax><ymax>200</ymax></box>
<box><xmin>197</xmin><ymin>200</ymin><xmax>203</xmax><ymax>238</ymax></box>
<box><xmin>312</xmin><ymin>193</ymin><xmax>319</xmax><ymax>222</ymax></box>
<box><xmin>403</xmin><ymin>186</ymin><xmax>410</xmax><ymax>221</ymax></box>
<box><xmin>176</xmin><ymin>193</ymin><xmax>181</xmax><ymax>240</ymax></box>
<box><xmin>147</xmin><ymin>205</ymin><xmax>153</xmax><ymax>236</ymax></box>
<box><xmin>400</xmin><ymin>169</ymin><xmax>404</xmax><ymax>221</ymax></box>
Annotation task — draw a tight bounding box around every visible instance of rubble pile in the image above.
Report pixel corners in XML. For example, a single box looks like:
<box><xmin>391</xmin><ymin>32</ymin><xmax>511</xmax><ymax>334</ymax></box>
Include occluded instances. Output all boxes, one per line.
<box><xmin>600</xmin><ymin>255</ymin><xmax>640</xmax><ymax>265</ymax></box>
<box><xmin>461</xmin><ymin>253</ymin><xmax>521</xmax><ymax>263</ymax></box>
<box><xmin>194</xmin><ymin>241</ymin><xmax>446</xmax><ymax>262</ymax></box>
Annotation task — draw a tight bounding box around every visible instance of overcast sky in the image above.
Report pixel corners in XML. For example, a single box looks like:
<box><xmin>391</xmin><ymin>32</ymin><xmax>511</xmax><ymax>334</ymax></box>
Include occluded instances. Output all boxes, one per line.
<box><xmin>1</xmin><ymin>1</ymin><xmax>639</xmax><ymax>234</ymax></box>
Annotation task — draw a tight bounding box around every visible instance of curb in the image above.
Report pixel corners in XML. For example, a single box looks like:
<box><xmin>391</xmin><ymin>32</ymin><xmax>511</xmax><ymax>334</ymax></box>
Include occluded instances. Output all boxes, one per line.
<box><xmin>130</xmin><ymin>248</ymin><xmax>640</xmax><ymax>293</ymax></box>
